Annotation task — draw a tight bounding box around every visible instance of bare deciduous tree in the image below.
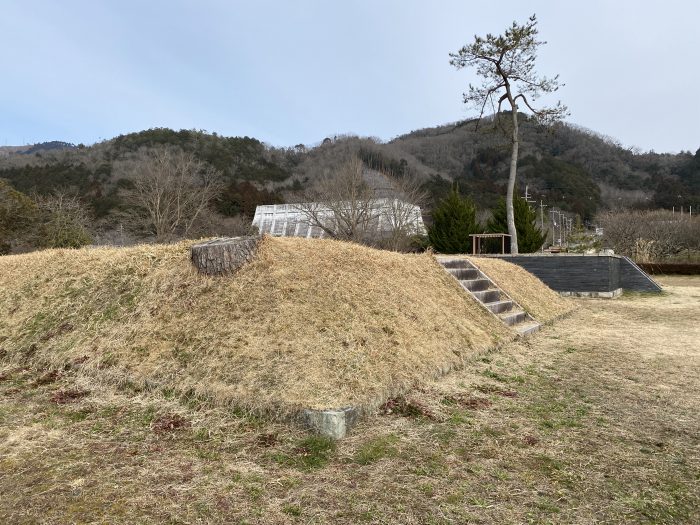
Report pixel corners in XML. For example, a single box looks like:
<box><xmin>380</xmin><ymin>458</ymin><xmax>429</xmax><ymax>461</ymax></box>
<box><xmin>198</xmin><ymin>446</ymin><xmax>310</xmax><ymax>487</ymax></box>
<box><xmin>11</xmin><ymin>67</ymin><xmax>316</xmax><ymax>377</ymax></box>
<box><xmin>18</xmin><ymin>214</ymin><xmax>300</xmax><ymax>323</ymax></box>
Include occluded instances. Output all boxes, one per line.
<box><xmin>120</xmin><ymin>147</ymin><xmax>223</xmax><ymax>241</ymax></box>
<box><xmin>293</xmin><ymin>156</ymin><xmax>426</xmax><ymax>250</ymax></box>
<box><xmin>598</xmin><ymin>210</ymin><xmax>700</xmax><ymax>261</ymax></box>
<box><xmin>34</xmin><ymin>190</ymin><xmax>93</xmax><ymax>248</ymax></box>
<box><xmin>0</xmin><ymin>180</ymin><xmax>38</xmax><ymax>253</ymax></box>
<box><xmin>380</xmin><ymin>175</ymin><xmax>428</xmax><ymax>251</ymax></box>
<box><xmin>189</xmin><ymin>208</ymin><xmax>260</xmax><ymax>238</ymax></box>
<box><xmin>450</xmin><ymin>14</ymin><xmax>567</xmax><ymax>254</ymax></box>
<box><xmin>295</xmin><ymin>156</ymin><xmax>379</xmax><ymax>243</ymax></box>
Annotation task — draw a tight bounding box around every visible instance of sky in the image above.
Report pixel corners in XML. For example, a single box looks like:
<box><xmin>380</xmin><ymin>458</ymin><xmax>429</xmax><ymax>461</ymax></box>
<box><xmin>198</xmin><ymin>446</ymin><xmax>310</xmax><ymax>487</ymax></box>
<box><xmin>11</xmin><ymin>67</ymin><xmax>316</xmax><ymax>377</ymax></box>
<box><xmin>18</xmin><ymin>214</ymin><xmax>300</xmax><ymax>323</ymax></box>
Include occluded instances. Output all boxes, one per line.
<box><xmin>1</xmin><ymin>0</ymin><xmax>698</xmax><ymax>153</ymax></box>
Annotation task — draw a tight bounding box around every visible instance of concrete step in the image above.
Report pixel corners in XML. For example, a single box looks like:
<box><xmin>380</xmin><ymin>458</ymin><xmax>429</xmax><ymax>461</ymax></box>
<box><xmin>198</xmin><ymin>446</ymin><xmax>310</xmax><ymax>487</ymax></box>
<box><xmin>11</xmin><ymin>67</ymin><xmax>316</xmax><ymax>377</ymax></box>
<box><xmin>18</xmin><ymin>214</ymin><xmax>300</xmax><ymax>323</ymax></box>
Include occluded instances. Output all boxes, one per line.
<box><xmin>472</xmin><ymin>289</ymin><xmax>501</xmax><ymax>304</ymax></box>
<box><xmin>485</xmin><ymin>300</ymin><xmax>514</xmax><ymax>314</ymax></box>
<box><xmin>438</xmin><ymin>256</ymin><xmax>540</xmax><ymax>336</ymax></box>
<box><xmin>514</xmin><ymin>321</ymin><xmax>541</xmax><ymax>337</ymax></box>
<box><xmin>448</xmin><ymin>267</ymin><xmax>479</xmax><ymax>280</ymax></box>
<box><xmin>499</xmin><ymin>310</ymin><xmax>528</xmax><ymax>326</ymax></box>
<box><xmin>440</xmin><ymin>259</ymin><xmax>471</xmax><ymax>269</ymax></box>
<box><xmin>460</xmin><ymin>278</ymin><xmax>491</xmax><ymax>292</ymax></box>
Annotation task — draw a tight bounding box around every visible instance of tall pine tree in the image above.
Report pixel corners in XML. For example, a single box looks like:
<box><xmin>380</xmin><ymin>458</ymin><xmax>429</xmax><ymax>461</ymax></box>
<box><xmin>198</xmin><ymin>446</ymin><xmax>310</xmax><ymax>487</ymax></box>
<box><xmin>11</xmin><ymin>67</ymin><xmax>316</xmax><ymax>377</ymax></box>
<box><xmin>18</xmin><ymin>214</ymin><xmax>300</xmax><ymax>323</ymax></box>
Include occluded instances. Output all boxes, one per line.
<box><xmin>450</xmin><ymin>15</ymin><xmax>566</xmax><ymax>254</ymax></box>
<box><xmin>487</xmin><ymin>197</ymin><xmax>545</xmax><ymax>253</ymax></box>
<box><xmin>428</xmin><ymin>188</ymin><xmax>479</xmax><ymax>253</ymax></box>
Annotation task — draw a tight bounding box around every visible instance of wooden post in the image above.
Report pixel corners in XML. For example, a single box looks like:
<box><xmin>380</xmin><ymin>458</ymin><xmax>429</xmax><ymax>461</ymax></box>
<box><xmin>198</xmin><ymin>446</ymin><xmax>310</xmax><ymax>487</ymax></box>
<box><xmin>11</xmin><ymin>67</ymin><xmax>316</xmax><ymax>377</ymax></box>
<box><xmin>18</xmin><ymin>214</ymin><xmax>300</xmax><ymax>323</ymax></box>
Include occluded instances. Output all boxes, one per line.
<box><xmin>190</xmin><ymin>236</ymin><xmax>261</xmax><ymax>276</ymax></box>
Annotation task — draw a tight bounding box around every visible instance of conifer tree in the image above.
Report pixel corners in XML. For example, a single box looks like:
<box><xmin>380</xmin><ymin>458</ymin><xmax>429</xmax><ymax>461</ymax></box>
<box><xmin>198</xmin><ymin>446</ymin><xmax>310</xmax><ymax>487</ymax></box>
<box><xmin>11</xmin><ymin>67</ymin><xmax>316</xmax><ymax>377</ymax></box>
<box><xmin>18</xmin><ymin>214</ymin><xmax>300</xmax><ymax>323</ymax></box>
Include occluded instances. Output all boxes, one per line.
<box><xmin>487</xmin><ymin>196</ymin><xmax>544</xmax><ymax>253</ymax></box>
<box><xmin>428</xmin><ymin>188</ymin><xmax>479</xmax><ymax>253</ymax></box>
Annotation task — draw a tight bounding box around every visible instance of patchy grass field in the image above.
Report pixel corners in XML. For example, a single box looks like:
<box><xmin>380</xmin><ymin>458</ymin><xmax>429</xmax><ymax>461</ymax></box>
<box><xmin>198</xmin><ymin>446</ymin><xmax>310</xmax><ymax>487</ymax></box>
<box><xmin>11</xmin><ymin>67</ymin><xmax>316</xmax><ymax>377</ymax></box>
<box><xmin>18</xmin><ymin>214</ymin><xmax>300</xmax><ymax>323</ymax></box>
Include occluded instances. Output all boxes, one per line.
<box><xmin>1</xmin><ymin>276</ymin><xmax>697</xmax><ymax>523</ymax></box>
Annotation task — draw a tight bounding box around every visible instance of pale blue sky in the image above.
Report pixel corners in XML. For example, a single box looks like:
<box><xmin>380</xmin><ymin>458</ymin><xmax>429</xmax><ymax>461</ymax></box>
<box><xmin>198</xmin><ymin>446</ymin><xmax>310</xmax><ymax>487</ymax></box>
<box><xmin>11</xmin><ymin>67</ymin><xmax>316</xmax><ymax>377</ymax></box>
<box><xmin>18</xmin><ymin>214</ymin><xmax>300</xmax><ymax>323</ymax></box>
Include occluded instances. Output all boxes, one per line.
<box><xmin>1</xmin><ymin>0</ymin><xmax>698</xmax><ymax>152</ymax></box>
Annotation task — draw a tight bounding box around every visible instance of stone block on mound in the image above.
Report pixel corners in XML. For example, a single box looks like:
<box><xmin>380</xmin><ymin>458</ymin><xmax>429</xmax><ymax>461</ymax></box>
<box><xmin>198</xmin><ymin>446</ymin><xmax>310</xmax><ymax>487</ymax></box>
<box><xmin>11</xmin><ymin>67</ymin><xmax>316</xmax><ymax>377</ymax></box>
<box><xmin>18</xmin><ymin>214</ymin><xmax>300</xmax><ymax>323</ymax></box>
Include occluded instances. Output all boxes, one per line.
<box><xmin>190</xmin><ymin>236</ymin><xmax>261</xmax><ymax>276</ymax></box>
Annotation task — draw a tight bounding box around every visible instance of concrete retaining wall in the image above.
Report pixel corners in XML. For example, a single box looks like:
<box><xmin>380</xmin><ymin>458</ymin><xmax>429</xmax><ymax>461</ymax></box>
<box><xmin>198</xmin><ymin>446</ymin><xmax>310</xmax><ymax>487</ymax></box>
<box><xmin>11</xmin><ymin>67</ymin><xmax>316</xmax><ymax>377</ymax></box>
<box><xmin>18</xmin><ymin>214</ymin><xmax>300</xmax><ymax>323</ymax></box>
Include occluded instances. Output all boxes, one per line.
<box><xmin>619</xmin><ymin>256</ymin><xmax>663</xmax><ymax>292</ymax></box>
<box><xmin>491</xmin><ymin>255</ymin><xmax>661</xmax><ymax>293</ymax></box>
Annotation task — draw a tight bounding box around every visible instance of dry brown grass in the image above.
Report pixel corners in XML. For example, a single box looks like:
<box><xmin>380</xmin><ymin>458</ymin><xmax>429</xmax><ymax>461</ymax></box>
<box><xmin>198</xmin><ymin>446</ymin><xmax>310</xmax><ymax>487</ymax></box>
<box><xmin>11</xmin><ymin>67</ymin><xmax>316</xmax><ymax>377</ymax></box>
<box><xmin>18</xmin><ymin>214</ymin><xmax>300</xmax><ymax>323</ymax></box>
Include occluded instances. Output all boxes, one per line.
<box><xmin>0</xmin><ymin>237</ymin><xmax>511</xmax><ymax>414</ymax></box>
<box><xmin>1</xmin><ymin>277</ymin><xmax>698</xmax><ymax>524</ymax></box>
<box><xmin>468</xmin><ymin>255</ymin><xmax>577</xmax><ymax>322</ymax></box>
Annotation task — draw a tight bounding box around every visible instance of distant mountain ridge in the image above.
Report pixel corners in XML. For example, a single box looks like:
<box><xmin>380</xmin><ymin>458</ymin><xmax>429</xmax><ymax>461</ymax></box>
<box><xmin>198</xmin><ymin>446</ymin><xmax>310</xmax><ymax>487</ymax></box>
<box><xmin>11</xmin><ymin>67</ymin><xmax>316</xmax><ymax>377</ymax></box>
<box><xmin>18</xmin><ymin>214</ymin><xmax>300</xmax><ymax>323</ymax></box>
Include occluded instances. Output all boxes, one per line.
<box><xmin>0</xmin><ymin>120</ymin><xmax>698</xmax><ymax>231</ymax></box>
<box><xmin>0</xmin><ymin>141</ymin><xmax>76</xmax><ymax>156</ymax></box>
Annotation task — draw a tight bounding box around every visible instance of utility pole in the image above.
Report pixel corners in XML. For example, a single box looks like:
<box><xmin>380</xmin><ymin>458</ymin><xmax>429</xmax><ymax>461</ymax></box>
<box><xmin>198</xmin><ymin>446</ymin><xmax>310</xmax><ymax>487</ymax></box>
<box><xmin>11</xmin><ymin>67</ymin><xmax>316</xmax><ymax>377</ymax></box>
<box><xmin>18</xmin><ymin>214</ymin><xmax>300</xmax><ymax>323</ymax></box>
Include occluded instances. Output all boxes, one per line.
<box><xmin>524</xmin><ymin>185</ymin><xmax>536</xmax><ymax>210</ymax></box>
<box><xmin>558</xmin><ymin>210</ymin><xmax>562</xmax><ymax>246</ymax></box>
<box><xmin>562</xmin><ymin>214</ymin><xmax>567</xmax><ymax>246</ymax></box>
<box><xmin>540</xmin><ymin>199</ymin><xmax>547</xmax><ymax>251</ymax></box>
<box><xmin>551</xmin><ymin>209</ymin><xmax>563</xmax><ymax>246</ymax></box>
<box><xmin>559</xmin><ymin>211</ymin><xmax>563</xmax><ymax>245</ymax></box>
<box><xmin>539</xmin><ymin>200</ymin><xmax>547</xmax><ymax>251</ymax></box>
<box><xmin>539</xmin><ymin>200</ymin><xmax>547</xmax><ymax>228</ymax></box>
<box><xmin>549</xmin><ymin>209</ymin><xmax>555</xmax><ymax>245</ymax></box>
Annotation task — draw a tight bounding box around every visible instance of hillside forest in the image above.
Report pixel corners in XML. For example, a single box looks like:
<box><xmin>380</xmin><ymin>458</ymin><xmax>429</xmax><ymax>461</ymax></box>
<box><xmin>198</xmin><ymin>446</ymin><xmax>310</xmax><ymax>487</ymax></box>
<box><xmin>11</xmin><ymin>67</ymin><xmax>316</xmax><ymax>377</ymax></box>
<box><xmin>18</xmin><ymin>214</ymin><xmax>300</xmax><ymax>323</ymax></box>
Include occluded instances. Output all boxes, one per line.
<box><xmin>1</xmin><ymin>116</ymin><xmax>699</xmax><ymax>255</ymax></box>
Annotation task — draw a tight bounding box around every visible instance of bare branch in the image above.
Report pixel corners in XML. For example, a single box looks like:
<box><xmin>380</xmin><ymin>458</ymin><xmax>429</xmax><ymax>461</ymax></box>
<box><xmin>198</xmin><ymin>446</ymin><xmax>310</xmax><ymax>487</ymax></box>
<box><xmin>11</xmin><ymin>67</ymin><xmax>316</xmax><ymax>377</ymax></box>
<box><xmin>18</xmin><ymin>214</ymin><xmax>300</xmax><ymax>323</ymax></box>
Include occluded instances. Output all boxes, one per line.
<box><xmin>118</xmin><ymin>146</ymin><xmax>223</xmax><ymax>241</ymax></box>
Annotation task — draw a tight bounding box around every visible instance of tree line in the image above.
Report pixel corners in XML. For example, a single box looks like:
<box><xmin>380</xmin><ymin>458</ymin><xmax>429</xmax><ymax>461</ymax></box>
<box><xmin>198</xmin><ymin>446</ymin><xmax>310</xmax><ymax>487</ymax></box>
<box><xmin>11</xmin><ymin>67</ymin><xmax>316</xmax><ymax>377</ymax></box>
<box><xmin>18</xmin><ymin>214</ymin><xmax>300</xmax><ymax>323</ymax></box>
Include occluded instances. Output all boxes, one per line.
<box><xmin>2</xmin><ymin>135</ymin><xmax>697</xmax><ymax>259</ymax></box>
<box><xmin>597</xmin><ymin>210</ymin><xmax>700</xmax><ymax>262</ymax></box>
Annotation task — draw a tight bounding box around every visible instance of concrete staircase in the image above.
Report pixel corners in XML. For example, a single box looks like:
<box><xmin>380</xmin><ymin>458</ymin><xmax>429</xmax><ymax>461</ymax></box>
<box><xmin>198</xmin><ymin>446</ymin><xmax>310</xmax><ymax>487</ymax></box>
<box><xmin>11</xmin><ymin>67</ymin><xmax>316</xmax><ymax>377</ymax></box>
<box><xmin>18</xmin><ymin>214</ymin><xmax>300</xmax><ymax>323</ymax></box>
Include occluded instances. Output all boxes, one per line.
<box><xmin>438</xmin><ymin>257</ymin><xmax>540</xmax><ymax>337</ymax></box>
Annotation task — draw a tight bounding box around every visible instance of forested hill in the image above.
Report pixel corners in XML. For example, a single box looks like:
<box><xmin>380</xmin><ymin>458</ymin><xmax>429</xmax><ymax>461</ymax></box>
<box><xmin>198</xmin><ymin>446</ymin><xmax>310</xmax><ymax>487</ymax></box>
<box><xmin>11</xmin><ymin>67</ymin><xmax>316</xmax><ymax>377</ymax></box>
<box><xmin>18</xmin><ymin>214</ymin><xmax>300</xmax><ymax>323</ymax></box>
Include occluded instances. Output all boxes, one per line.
<box><xmin>383</xmin><ymin>116</ymin><xmax>699</xmax><ymax>218</ymax></box>
<box><xmin>0</xmin><ymin>120</ymin><xmax>698</xmax><ymax>244</ymax></box>
<box><xmin>0</xmin><ymin>129</ymin><xmax>298</xmax><ymax>221</ymax></box>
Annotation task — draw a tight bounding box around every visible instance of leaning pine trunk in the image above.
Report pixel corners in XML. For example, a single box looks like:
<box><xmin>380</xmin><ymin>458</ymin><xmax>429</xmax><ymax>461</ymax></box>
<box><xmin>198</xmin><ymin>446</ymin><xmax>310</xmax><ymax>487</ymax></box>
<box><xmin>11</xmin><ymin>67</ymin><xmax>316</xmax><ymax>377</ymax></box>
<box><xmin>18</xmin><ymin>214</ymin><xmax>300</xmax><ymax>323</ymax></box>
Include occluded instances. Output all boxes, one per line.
<box><xmin>507</xmin><ymin>105</ymin><xmax>520</xmax><ymax>255</ymax></box>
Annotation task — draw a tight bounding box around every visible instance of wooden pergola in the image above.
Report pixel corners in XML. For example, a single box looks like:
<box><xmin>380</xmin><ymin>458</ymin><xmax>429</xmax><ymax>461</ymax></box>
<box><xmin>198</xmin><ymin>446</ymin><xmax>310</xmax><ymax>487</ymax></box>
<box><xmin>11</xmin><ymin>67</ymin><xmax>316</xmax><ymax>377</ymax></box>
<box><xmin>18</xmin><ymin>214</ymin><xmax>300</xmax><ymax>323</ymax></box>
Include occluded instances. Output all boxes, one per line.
<box><xmin>469</xmin><ymin>233</ymin><xmax>511</xmax><ymax>255</ymax></box>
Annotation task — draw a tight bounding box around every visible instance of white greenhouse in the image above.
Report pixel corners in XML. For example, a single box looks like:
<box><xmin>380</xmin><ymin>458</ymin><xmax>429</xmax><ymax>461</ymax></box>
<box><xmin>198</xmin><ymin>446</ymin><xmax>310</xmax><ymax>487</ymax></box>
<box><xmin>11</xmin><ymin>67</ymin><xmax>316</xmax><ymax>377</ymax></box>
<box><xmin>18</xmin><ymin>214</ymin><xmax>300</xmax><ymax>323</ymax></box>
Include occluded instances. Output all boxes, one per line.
<box><xmin>252</xmin><ymin>199</ymin><xmax>426</xmax><ymax>239</ymax></box>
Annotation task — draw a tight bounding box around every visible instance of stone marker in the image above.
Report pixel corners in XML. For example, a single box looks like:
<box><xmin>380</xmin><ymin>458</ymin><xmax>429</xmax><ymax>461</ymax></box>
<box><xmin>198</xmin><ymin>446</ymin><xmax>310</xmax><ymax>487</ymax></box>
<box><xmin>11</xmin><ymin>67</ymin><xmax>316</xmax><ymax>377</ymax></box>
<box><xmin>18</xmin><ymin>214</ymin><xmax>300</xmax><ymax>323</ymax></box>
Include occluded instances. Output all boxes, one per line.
<box><xmin>190</xmin><ymin>236</ymin><xmax>261</xmax><ymax>276</ymax></box>
<box><xmin>302</xmin><ymin>407</ymin><xmax>359</xmax><ymax>439</ymax></box>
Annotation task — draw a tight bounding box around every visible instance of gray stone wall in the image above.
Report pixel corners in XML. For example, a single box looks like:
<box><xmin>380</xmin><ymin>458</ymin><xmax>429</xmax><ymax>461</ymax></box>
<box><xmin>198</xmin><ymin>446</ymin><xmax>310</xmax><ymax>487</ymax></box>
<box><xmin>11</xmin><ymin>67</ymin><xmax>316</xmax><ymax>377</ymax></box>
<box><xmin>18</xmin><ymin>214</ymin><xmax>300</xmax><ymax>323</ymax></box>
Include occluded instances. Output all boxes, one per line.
<box><xmin>491</xmin><ymin>255</ymin><xmax>661</xmax><ymax>293</ymax></box>
<box><xmin>619</xmin><ymin>257</ymin><xmax>663</xmax><ymax>292</ymax></box>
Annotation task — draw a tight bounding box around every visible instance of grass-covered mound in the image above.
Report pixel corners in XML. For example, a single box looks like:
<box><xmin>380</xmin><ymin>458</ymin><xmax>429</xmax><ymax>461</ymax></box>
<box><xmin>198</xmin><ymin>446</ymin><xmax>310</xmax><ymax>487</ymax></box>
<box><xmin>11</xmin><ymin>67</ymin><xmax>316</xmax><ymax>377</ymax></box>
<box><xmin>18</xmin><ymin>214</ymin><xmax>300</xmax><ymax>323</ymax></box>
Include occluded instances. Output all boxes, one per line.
<box><xmin>0</xmin><ymin>237</ymin><xmax>511</xmax><ymax>415</ymax></box>
<box><xmin>468</xmin><ymin>256</ymin><xmax>576</xmax><ymax>323</ymax></box>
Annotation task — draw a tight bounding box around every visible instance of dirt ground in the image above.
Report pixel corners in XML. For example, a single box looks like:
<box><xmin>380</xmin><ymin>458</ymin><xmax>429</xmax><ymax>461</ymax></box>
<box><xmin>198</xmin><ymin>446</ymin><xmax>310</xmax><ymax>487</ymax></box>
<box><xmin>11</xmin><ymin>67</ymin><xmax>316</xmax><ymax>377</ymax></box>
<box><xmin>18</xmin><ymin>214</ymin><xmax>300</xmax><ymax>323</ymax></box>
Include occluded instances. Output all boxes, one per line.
<box><xmin>1</xmin><ymin>276</ymin><xmax>698</xmax><ymax>524</ymax></box>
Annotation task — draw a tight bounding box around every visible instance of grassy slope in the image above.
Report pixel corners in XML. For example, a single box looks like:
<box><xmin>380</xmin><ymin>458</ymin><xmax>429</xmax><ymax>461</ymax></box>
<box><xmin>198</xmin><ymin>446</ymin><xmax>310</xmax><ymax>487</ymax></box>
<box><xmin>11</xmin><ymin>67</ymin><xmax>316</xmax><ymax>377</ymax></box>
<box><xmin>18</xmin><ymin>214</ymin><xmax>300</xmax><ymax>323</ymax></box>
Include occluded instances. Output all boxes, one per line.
<box><xmin>1</xmin><ymin>277</ymin><xmax>697</xmax><ymax>523</ymax></box>
<box><xmin>0</xmin><ymin>237</ymin><xmax>512</xmax><ymax>413</ymax></box>
<box><xmin>468</xmin><ymin>256</ymin><xmax>577</xmax><ymax>323</ymax></box>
